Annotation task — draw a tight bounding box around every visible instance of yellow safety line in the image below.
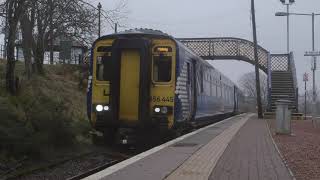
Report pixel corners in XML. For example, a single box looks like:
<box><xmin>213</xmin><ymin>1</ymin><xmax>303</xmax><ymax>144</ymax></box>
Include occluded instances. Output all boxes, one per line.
<box><xmin>165</xmin><ymin>113</ymin><xmax>253</xmax><ymax>180</ymax></box>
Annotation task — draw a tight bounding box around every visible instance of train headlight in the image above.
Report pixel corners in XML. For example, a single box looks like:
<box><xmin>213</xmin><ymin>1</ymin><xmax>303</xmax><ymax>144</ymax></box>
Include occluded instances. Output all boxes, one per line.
<box><xmin>154</xmin><ymin>107</ymin><xmax>161</xmax><ymax>113</ymax></box>
<box><xmin>161</xmin><ymin>107</ymin><xmax>168</xmax><ymax>114</ymax></box>
<box><xmin>96</xmin><ymin>105</ymin><xmax>103</xmax><ymax>112</ymax></box>
<box><xmin>104</xmin><ymin>106</ymin><xmax>109</xmax><ymax>111</ymax></box>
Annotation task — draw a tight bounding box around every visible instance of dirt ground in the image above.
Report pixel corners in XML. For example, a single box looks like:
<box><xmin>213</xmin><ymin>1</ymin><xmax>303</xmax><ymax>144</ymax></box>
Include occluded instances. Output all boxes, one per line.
<box><xmin>267</xmin><ymin>119</ymin><xmax>320</xmax><ymax>180</ymax></box>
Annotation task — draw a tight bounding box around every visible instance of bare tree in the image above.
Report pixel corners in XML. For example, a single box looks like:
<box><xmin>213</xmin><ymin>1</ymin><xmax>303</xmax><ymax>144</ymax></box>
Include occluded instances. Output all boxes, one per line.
<box><xmin>0</xmin><ymin>0</ymin><xmax>126</xmax><ymax>86</ymax></box>
<box><xmin>3</xmin><ymin>0</ymin><xmax>27</xmax><ymax>94</ymax></box>
<box><xmin>239</xmin><ymin>71</ymin><xmax>268</xmax><ymax>106</ymax></box>
<box><xmin>20</xmin><ymin>1</ymin><xmax>34</xmax><ymax>79</ymax></box>
<box><xmin>299</xmin><ymin>88</ymin><xmax>320</xmax><ymax>115</ymax></box>
<box><xmin>19</xmin><ymin>0</ymin><xmax>97</xmax><ymax>74</ymax></box>
<box><xmin>19</xmin><ymin>0</ymin><xmax>127</xmax><ymax>75</ymax></box>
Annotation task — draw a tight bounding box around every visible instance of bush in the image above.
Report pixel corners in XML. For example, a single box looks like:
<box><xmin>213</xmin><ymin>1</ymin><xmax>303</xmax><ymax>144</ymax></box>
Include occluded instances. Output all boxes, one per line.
<box><xmin>0</xmin><ymin>97</ymin><xmax>32</xmax><ymax>158</ymax></box>
<box><xmin>0</xmin><ymin>64</ymin><xmax>91</xmax><ymax>160</ymax></box>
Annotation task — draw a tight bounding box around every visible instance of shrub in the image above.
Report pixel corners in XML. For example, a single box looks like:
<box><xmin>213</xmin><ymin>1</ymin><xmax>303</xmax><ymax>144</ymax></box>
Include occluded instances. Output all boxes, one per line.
<box><xmin>0</xmin><ymin>63</ymin><xmax>91</xmax><ymax>160</ymax></box>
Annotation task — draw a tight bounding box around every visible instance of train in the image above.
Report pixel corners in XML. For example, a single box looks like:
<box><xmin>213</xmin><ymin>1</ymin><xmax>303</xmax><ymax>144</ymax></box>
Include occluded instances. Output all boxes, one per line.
<box><xmin>87</xmin><ymin>29</ymin><xmax>244</xmax><ymax>145</ymax></box>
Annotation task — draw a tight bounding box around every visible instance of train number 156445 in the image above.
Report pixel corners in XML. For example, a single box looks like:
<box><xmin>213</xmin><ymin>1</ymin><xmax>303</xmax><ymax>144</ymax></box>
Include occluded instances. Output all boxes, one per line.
<box><xmin>151</xmin><ymin>96</ymin><xmax>174</xmax><ymax>103</ymax></box>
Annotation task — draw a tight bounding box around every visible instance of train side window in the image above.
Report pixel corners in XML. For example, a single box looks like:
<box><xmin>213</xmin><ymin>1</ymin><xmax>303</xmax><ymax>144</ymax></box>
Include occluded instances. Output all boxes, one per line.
<box><xmin>97</xmin><ymin>46</ymin><xmax>112</xmax><ymax>52</ymax></box>
<box><xmin>220</xmin><ymin>79</ymin><xmax>223</xmax><ymax>97</ymax></box>
<box><xmin>229</xmin><ymin>88</ymin><xmax>231</xmax><ymax>102</ymax></box>
<box><xmin>213</xmin><ymin>83</ymin><xmax>216</xmax><ymax>97</ymax></box>
<box><xmin>222</xmin><ymin>84</ymin><xmax>224</xmax><ymax>98</ymax></box>
<box><xmin>227</xmin><ymin>88</ymin><xmax>230</xmax><ymax>103</ymax></box>
<box><xmin>153</xmin><ymin>56</ymin><xmax>172</xmax><ymax>82</ymax></box>
<box><xmin>187</xmin><ymin>63</ymin><xmax>191</xmax><ymax>85</ymax></box>
<box><xmin>200</xmin><ymin>67</ymin><xmax>204</xmax><ymax>93</ymax></box>
<box><xmin>96</xmin><ymin>55</ymin><xmax>112</xmax><ymax>81</ymax></box>
<box><xmin>216</xmin><ymin>79</ymin><xmax>218</xmax><ymax>95</ymax></box>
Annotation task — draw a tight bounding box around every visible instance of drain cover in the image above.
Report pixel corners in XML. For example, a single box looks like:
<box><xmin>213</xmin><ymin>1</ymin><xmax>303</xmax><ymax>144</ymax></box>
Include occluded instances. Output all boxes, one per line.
<box><xmin>209</xmin><ymin>126</ymin><xmax>220</xmax><ymax>129</ymax></box>
<box><xmin>172</xmin><ymin>143</ymin><xmax>198</xmax><ymax>147</ymax></box>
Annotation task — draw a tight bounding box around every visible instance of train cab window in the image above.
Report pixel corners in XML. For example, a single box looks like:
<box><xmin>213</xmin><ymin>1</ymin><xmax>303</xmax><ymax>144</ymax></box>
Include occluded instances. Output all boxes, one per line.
<box><xmin>96</xmin><ymin>55</ymin><xmax>112</xmax><ymax>81</ymax></box>
<box><xmin>153</xmin><ymin>56</ymin><xmax>172</xmax><ymax>82</ymax></box>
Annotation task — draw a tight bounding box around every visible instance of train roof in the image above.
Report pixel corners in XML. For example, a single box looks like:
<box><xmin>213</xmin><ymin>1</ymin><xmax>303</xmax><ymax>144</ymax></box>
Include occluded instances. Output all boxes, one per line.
<box><xmin>96</xmin><ymin>28</ymin><xmax>173</xmax><ymax>41</ymax></box>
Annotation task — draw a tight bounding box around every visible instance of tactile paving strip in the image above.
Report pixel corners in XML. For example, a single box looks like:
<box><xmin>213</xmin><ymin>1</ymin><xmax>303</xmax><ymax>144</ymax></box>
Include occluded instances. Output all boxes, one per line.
<box><xmin>165</xmin><ymin>114</ymin><xmax>253</xmax><ymax>180</ymax></box>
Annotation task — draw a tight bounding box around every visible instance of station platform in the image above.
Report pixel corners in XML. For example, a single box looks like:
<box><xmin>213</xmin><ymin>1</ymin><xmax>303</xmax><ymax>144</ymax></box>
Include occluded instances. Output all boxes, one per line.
<box><xmin>85</xmin><ymin>113</ymin><xmax>294</xmax><ymax>180</ymax></box>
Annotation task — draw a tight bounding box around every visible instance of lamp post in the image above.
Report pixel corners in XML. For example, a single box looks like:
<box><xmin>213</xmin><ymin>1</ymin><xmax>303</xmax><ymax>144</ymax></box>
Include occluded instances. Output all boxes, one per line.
<box><xmin>98</xmin><ymin>2</ymin><xmax>102</xmax><ymax>37</ymax></box>
<box><xmin>275</xmin><ymin>11</ymin><xmax>320</xmax><ymax>104</ymax></box>
<box><xmin>279</xmin><ymin>0</ymin><xmax>295</xmax><ymax>53</ymax></box>
<box><xmin>251</xmin><ymin>0</ymin><xmax>263</xmax><ymax>118</ymax></box>
<box><xmin>303</xmin><ymin>73</ymin><xmax>308</xmax><ymax>120</ymax></box>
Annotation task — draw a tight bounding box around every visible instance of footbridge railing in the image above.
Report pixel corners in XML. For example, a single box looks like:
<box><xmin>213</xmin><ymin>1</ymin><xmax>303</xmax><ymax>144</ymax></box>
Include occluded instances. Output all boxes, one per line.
<box><xmin>178</xmin><ymin>37</ymin><xmax>298</xmax><ymax>113</ymax></box>
<box><xmin>270</xmin><ymin>53</ymin><xmax>298</xmax><ymax>112</ymax></box>
<box><xmin>178</xmin><ymin>37</ymin><xmax>269</xmax><ymax>73</ymax></box>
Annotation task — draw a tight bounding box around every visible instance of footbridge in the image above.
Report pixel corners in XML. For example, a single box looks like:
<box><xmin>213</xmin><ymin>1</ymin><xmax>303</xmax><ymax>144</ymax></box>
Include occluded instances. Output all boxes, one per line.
<box><xmin>178</xmin><ymin>37</ymin><xmax>298</xmax><ymax>112</ymax></box>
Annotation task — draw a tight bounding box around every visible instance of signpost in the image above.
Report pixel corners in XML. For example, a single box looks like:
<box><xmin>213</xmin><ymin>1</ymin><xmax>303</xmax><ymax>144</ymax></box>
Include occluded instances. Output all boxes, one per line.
<box><xmin>304</xmin><ymin>51</ymin><xmax>319</xmax><ymax>104</ymax></box>
<box><xmin>304</xmin><ymin>51</ymin><xmax>320</xmax><ymax>57</ymax></box>
<box><xmin>303</xmin><ymin>73</ymin><xmax>309</xmax><ymax>120</ymax></box>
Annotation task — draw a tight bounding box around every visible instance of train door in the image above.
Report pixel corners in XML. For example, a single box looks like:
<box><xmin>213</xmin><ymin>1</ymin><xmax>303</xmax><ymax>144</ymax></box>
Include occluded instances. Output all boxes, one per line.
<box><xmin>220</xmin><ymin>75</ymin><xmax>224</xmax><ymax>112</ymax></box>
<box><xmin>119</xmin><ymin>50</ymin><xmax>140</xmax><ymax>121</ymax></box>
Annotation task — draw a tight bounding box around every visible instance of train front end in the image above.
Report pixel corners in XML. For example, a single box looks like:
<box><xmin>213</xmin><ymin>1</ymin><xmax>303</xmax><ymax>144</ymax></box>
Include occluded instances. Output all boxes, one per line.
<box><xmin>87</xmin><ymin>31</ymin><xmax>177</xmax><ymax>144</ymax></box>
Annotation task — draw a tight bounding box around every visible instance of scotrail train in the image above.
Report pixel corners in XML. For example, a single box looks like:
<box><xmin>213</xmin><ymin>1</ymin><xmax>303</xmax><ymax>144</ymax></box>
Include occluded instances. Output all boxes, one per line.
<box><xmin>87</xmin><ymin>29</ymin><xmax>244</xmax><ymax>145</ymax></box>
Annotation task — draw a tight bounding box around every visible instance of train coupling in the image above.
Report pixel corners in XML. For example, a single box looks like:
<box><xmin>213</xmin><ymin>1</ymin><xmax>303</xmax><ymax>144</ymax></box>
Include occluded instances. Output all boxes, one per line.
<box><xmin>89</xmin><ymin>130</ymin><xmax>103</xmax><ymax>137</ymax></box>
<box><xmin>116</xmin><ymin>128</ymin><xmax>137</xmax><ymax>145</ymax></box>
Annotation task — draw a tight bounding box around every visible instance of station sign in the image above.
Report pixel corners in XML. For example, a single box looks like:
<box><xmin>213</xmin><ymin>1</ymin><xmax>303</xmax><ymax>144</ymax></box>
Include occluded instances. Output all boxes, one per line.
<box><xmin>304</xmin><ymin>51</ymin><xmax>320</xmax><ymax>57</ymax></box>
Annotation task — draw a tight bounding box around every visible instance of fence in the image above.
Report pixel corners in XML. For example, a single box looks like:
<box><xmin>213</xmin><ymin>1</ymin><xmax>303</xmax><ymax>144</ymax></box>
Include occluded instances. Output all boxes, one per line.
<box><xmin>0</xmin><ymin>44</ymin><xmax>86</xmax><ymax>65</ymax></box>
<box><xmin>0</xmin><ymin>45</ymin><xmax>5</xmax><ymax>59</ymax></box>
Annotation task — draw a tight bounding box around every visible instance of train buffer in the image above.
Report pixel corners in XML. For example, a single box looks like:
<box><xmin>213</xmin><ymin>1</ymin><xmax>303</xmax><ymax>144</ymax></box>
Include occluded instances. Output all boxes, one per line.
<box><xmin>85</xmin><ymin>113</ymin><xmax>293</xmax><ymax>180</ymax></box>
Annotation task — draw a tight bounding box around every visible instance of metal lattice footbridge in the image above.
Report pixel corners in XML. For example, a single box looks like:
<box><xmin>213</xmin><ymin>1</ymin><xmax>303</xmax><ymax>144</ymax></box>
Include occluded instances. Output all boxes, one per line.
<box><xmin>178</xmin><ymin>37</ymin><xmax>298</xmax><ymax>112</ymax></box>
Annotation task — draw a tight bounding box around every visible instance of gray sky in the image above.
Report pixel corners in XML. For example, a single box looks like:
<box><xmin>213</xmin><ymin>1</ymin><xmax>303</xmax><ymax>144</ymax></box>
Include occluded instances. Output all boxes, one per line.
<box><xmin>96</xmin><ymin>0</ymin><xmax>320</xmax><ymax>91</ymax></box>
<box><xmin>0</xmin><ymin>1</ymin><xmax>317</xmax><ymax>91</ymax></box>
<box><xmin>83</xmin><ymin>0</ymin><xmax>320</xmax><ymax>93</ymax></box>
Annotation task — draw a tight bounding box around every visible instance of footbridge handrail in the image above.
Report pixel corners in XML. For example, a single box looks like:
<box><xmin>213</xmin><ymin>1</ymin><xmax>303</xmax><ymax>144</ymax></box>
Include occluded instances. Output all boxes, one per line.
<box><xmin>178</xmin><ymin>37</ymin><xmax>298</xmax><ymax>113</ymax></box>
<box><xmin>178</xmin><ymin>37</ymin><xmax>269</xmax><ymax>73</ymax></box>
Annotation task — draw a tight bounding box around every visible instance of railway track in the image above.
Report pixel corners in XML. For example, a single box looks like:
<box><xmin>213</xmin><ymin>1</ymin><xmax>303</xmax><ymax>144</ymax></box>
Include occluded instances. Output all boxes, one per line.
<box><xmin>3</xmin><ymin>149</ymin><xmax>130</xmax><ymax>180</ymax></box>
<box><xmin>67</xmin><ymin>159</ymin><xmax>120</xmax><ymax>180</ymax></box>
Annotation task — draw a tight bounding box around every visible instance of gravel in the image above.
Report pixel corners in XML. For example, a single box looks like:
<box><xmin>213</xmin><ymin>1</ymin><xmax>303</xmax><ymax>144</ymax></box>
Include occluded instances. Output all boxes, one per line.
<box><xmin>2</xmin><ymin>145</ymin><xmax>135</xmax><ymax>180</ymax></box>
<box><xmin>15</xmin><ymin>153</ymin><xmax>117</xmax><ymax>180</ymax></box>
<box><xmin>268</xmin><ymin>119</ymin><xmax>320</xmax><ymax>180</ymax></box>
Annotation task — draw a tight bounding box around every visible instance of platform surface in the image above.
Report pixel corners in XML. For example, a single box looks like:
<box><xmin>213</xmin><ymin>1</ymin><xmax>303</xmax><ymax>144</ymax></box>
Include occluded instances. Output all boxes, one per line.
<box><xmin>85</xmin><ymin>114</ymin><xmax>293</xmax><ymax>180</ymax></box>
<box><xmin>209</xmin><ymin>116</ymin><xmax>292</xmax><ymax>180</ymax></box>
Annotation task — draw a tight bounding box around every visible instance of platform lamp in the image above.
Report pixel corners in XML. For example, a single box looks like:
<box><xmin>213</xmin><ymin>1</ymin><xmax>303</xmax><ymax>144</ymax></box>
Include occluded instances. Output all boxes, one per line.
<box><xmin>279</xmin><ymin>0</ymin><xmax>295</xmax><ymax>53</ymax></box>
<box><xmin>98</xmin><ymin>2</ymin><xmax>102</xmax><ymax>37</ymax></box>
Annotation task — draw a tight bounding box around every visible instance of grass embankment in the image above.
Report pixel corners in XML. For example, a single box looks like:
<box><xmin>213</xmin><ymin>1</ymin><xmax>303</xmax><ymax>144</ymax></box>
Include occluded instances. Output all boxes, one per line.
<box><xmin>0</xmin><ymin>60</ymin><xmax>91</xmax><ymax>164</ymax></box>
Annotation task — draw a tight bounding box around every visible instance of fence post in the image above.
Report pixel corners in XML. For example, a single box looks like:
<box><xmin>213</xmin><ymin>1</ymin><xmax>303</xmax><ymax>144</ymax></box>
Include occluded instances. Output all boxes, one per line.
<box><xmin>287</xmin><ymin>53</ymin><xmax>291</xmax><ymax>71</ymax></box>
<box><xmin>16</xmin><ymin>47</ymin><xmax>18</xmax><ymax>61</ymax></box>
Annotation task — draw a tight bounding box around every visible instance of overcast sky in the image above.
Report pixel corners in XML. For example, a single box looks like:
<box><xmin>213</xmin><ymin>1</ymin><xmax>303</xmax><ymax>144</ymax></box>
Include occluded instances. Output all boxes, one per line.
<box><xmin>92</xmin><ymin>0</ymin><xmax>319</xmax><ymax>91</ymax></box>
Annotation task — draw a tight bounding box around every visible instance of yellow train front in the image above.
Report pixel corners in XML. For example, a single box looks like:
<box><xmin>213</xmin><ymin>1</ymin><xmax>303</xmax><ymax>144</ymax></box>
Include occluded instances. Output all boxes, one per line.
<box><xmin>87</xmin><ymin>29</ymin><xmax>242</xmax><ymax>144</ymax></box>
